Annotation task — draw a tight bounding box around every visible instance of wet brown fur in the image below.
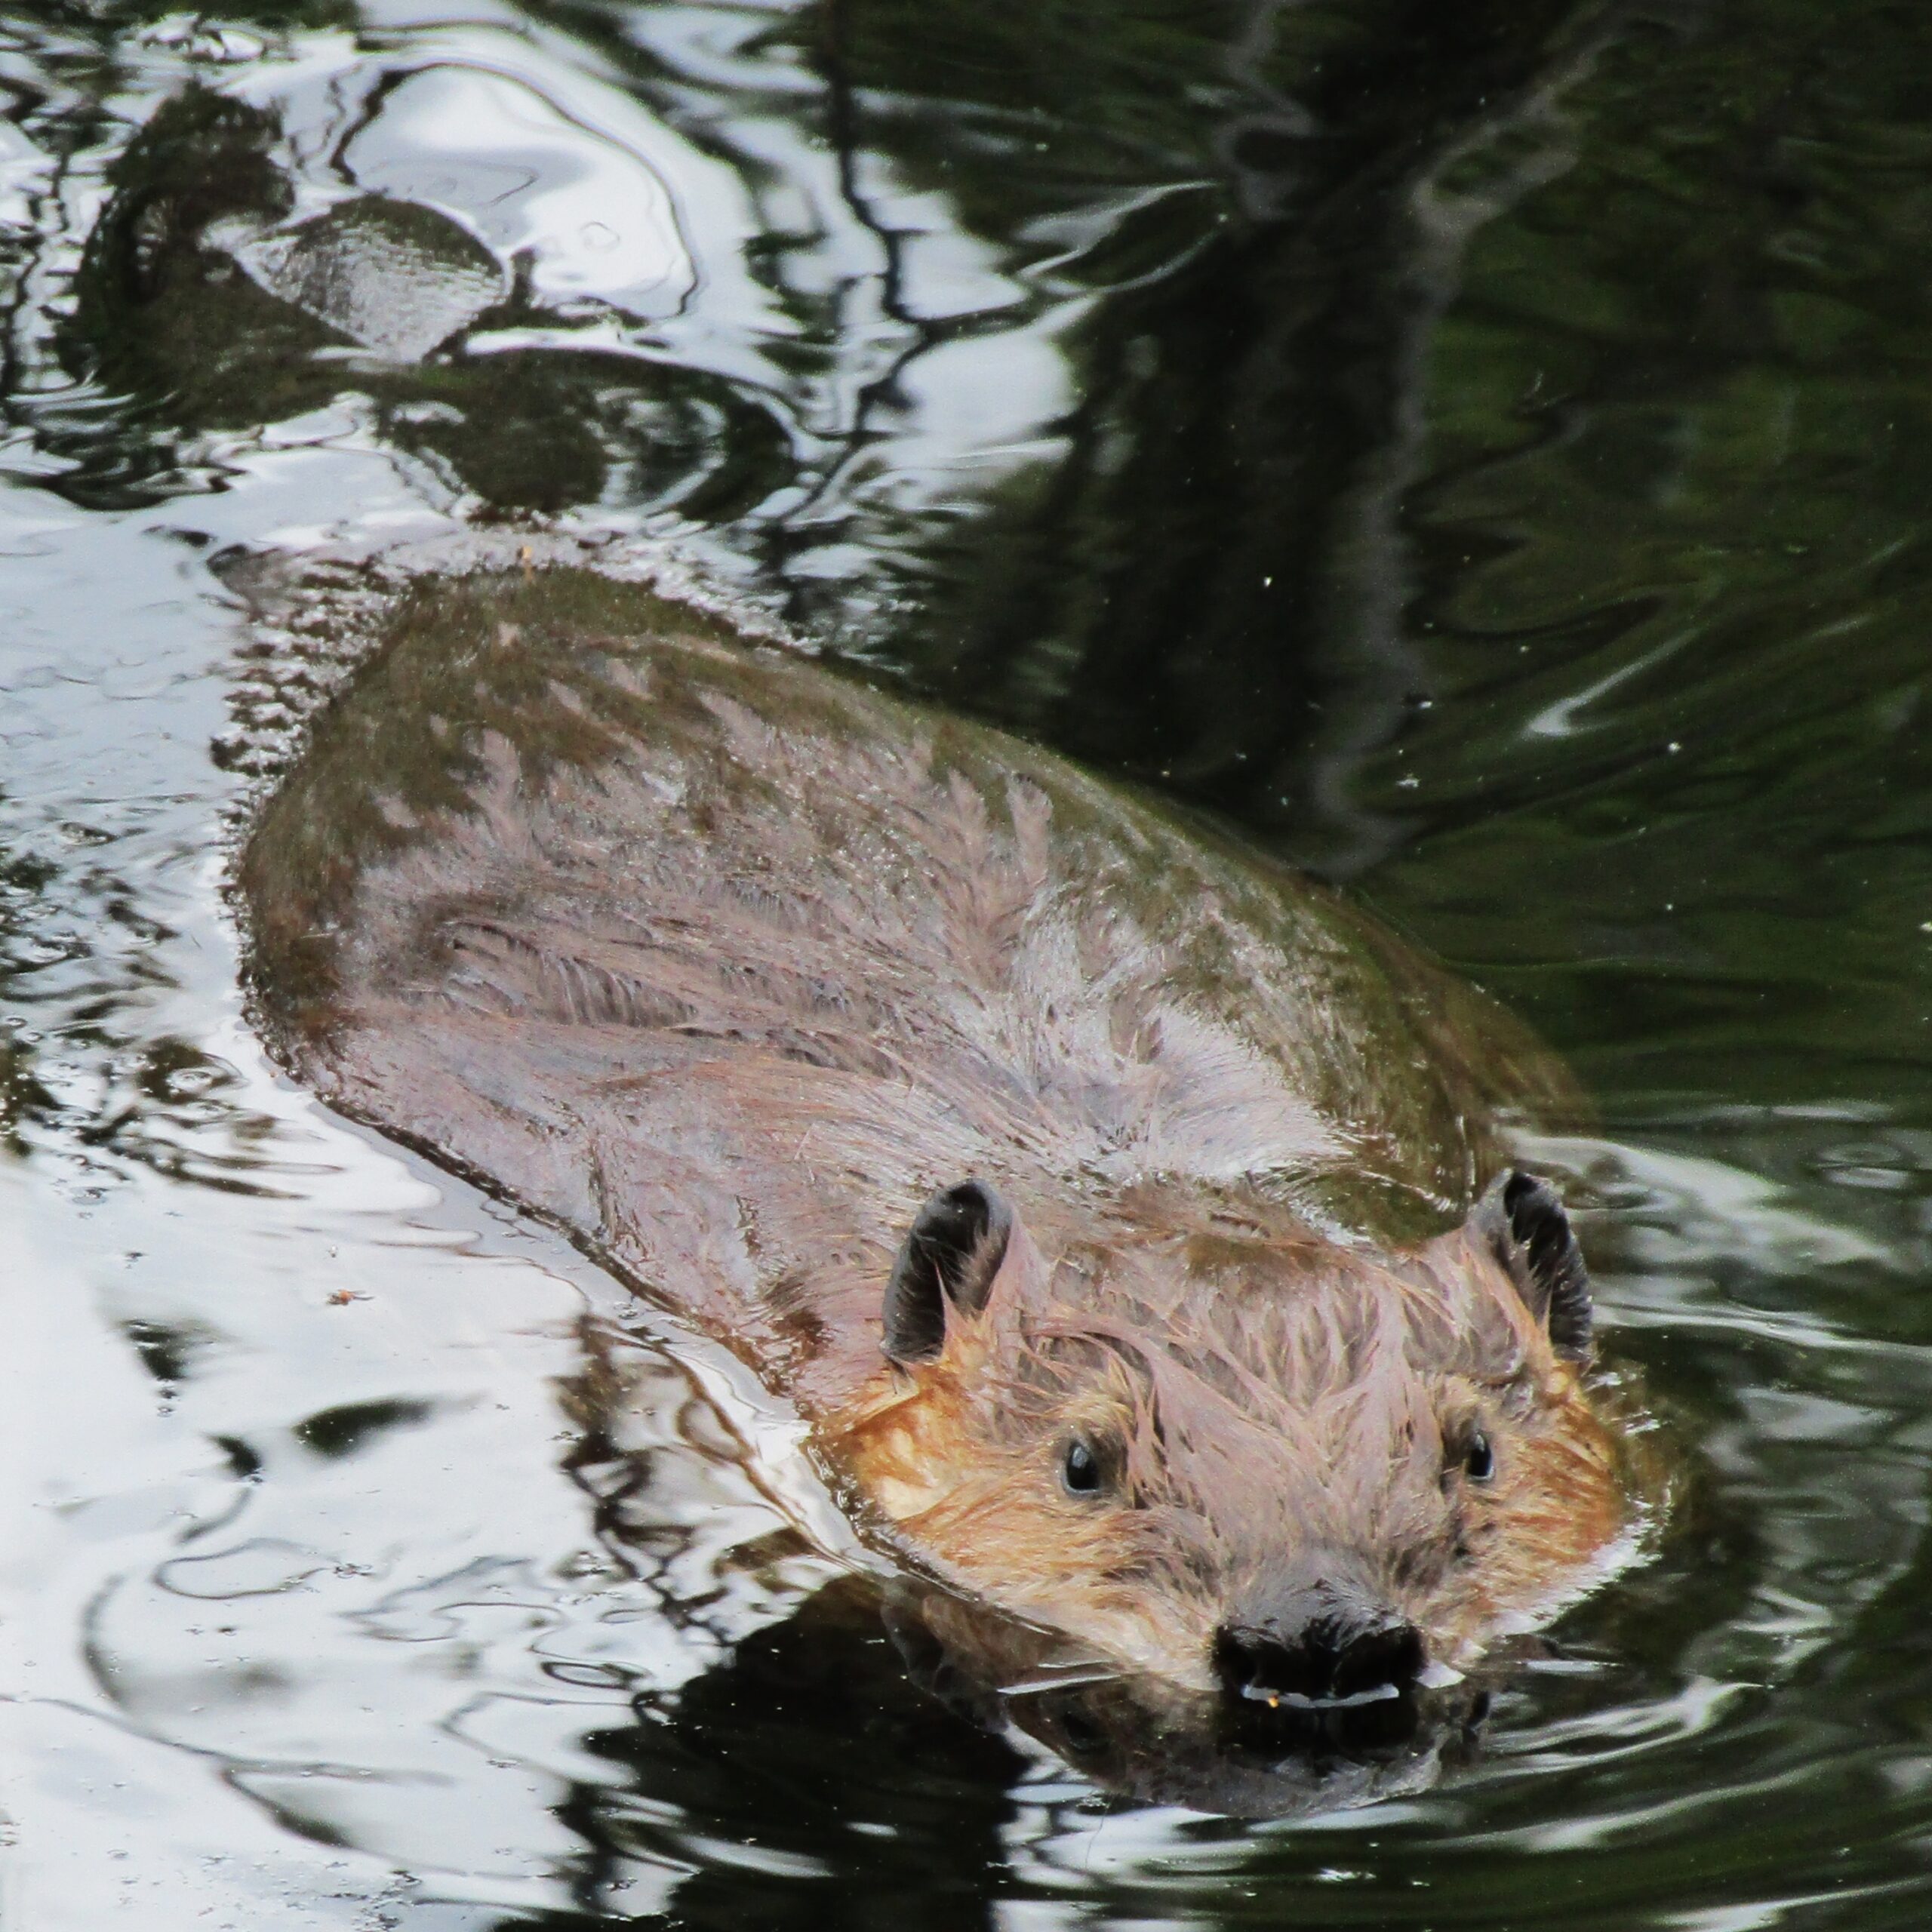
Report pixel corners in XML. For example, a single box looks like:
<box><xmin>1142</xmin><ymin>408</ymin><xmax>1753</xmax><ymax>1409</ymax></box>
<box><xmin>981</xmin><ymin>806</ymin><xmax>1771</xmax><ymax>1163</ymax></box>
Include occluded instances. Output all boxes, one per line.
<box><xmin>242</xmin><ymin>571</ymin><xmax>1642</xmax><ymax>1693</ymax></box>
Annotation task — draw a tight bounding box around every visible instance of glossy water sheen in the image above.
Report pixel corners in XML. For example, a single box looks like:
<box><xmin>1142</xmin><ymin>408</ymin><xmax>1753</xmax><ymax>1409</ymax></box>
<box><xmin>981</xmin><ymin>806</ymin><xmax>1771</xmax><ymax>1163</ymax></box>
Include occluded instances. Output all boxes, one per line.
<box><xmin>5</xmin><ymin>1</ymin><xmax>1932</xmax><ymax>1924</ymax></box>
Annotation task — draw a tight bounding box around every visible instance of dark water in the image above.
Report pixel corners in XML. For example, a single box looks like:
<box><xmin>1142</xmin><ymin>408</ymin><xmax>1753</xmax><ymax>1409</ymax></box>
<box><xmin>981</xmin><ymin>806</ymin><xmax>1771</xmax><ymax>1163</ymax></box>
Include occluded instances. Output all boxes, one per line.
<box><xmin>7</xmin><ymin>0</ymin><xmax>1932</xmax><ymax>1923</ymax></box>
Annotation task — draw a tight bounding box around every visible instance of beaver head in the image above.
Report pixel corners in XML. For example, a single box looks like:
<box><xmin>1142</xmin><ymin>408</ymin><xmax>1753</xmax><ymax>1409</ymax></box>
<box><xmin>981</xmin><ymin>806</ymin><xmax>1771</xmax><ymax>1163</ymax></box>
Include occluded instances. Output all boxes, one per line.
<box><xmin>833</xmin><ymin>1169</ymin><xmax>1632</xmax><ymax>1705</ymax></box>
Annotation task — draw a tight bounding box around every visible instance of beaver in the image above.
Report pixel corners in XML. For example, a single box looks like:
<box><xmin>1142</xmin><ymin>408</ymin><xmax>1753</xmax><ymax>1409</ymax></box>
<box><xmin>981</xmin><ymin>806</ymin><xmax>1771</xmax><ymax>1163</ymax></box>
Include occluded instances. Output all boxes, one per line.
<box><xmin>241</xmin><ymin>565</ymin><xmax>1651</xmax><ymax>1716</ymax></box>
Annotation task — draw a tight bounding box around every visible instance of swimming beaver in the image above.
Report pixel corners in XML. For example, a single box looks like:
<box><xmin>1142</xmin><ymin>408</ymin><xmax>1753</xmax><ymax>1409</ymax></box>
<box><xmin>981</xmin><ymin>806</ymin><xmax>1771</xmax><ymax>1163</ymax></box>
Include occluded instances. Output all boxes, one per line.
<box><xmin>242</xmin><ymin>566</ymin><xmax>1647</xmax><ymax>1711</ymax></box>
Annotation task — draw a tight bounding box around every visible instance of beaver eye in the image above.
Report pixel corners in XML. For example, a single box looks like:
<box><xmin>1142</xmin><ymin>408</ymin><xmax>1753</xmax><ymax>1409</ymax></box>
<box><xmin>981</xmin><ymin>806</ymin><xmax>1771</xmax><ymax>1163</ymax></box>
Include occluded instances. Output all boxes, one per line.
<box><xmin>1061</xmin><ymin>1438</ymin><xmax>1103</xmax><ymax>1497</ymax></box>
<box><xmin>1464</xmin><ymin>1431</ymin><xmax>1495</xmax><ymax>1483</ymax></box>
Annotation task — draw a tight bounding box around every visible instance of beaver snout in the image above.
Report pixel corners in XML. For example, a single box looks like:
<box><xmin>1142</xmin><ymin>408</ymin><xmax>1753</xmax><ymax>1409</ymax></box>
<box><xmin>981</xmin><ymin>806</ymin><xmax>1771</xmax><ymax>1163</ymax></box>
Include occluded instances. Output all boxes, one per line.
<box><xmin>1215</xmin><ymin>1592</ymin><xmax>1424</xmax><ymax>1710</ymax></box>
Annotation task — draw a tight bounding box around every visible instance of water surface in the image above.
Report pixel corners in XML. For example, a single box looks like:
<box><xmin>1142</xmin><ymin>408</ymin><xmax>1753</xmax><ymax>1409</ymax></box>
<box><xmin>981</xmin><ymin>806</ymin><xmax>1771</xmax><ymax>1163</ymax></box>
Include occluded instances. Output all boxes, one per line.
<box><xmin>8</xmin><ymin>0</ymin><xmax>1932</xmax><ymax>1924</ymax></box>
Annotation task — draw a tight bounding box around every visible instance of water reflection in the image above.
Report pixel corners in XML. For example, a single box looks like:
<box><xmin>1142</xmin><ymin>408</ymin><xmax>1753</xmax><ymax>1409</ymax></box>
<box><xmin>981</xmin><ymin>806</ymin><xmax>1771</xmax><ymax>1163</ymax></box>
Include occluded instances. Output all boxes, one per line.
<box><xmin>8</xmin><ymin>0</ymin><xmax>1932</xmax><ymax>1924</ymax></box>
<box><xmin>63</xmin><ymin>79</ymin><xmax>785</xmax><ymax>515</ymax></box>
<box><xmin>32</xmin><ymin>0</ymin><xmax>1644</xmax><ymax>863</ymax></box>
<box><xmin>70</xmin><ymin>1266</ymin><xmax>1519</xmax><ymax>1921</ymax></box>
<box><xmin>92</xmin><ymin>1334</ymin><xmax>814</xmax><ymax>1894</ymax></box>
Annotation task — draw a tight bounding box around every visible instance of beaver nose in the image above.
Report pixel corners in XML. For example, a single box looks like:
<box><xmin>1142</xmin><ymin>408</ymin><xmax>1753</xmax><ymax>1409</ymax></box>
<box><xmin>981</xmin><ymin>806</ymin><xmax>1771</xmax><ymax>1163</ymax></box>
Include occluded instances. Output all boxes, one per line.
<box><xmin>1214</xmin><ymin>1610</ymin><xmax>1423</xmax><ymax>1709</ymax></box>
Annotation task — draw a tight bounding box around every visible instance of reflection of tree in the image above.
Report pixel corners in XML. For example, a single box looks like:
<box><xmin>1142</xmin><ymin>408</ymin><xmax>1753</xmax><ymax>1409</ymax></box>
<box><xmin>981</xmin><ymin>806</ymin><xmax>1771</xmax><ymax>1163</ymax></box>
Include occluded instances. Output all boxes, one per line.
<box><xmin>42</xmin><ymin>0</ymin><xmax>1641</xmax><ymax>846</ymax></box>
<box><xmin>537</xmin><ymin>0</ymin><xmax>1643</xmax><ymax>868</ymax></box>
<box><xmin>816</xmin><ymin>0</ymin><xmax>1633</xmax><ymax>873</ymax></box>
<box><xmin>54</xmin><ymin>85</ymin><xmax>785</xmax><ymax>515</ymax></box>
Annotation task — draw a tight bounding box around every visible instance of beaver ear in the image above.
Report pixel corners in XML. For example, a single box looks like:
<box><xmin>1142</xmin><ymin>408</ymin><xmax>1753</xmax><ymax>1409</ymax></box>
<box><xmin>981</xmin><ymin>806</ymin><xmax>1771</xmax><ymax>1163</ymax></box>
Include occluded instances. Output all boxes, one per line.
<box><xmin>1473</xmin><ymin>1169</ymin><xmax>1592</xmax><ymax>1360</ymax></box>
<box><xmin>881</xmin><ymin>1179</ymin><xmax>1014</xmax><ymax>1365</ymax></box>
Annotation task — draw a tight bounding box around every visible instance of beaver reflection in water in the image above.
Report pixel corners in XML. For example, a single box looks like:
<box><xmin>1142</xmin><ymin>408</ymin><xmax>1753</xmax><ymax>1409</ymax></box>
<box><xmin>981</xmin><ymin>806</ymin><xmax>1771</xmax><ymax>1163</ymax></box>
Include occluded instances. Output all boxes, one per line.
<box><xmin>243</xmin><ymin>569</ymin><xmax>1649</xmax><ymax>1720</ymax></box>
